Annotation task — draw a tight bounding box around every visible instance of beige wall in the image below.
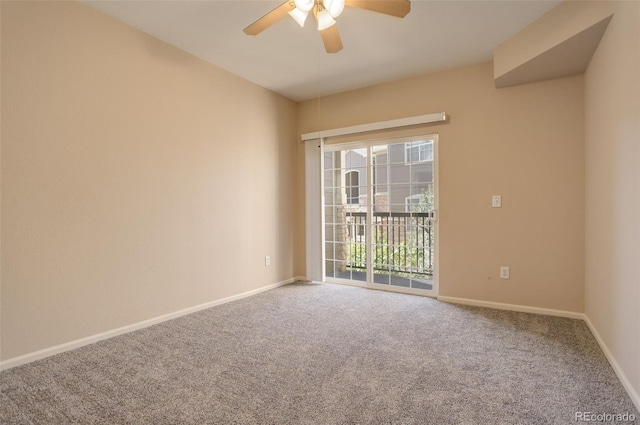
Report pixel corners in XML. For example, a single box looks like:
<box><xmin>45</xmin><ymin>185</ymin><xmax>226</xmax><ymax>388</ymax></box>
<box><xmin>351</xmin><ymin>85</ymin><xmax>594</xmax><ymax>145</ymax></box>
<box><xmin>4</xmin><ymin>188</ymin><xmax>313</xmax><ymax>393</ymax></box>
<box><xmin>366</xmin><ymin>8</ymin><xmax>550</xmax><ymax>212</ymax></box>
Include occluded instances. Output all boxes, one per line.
<box><xmin>585</xmin><ymin>1</ymin><xmax>640</xmax><ymax>405</ymax></box>
<box><xmin>298</xmin><ymin>61</ymin><xmax>585</xmax><ymax>312</ymax></box>
<box><xmin>0</xmin><ymin>1</ymin><xmax>299</xmax><ymax>360</ymax></box>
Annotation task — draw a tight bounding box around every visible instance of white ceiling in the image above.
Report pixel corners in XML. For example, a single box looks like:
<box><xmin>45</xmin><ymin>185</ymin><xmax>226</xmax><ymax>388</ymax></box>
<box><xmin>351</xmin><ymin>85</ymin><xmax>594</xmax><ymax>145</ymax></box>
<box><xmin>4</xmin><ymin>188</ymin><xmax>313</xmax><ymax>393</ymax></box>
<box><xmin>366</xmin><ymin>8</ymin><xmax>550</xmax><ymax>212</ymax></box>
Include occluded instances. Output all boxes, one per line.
<box><xmin>82</xmin><ymin>0</ymin><xmax>561</xmax><ymax>102</ymax></box>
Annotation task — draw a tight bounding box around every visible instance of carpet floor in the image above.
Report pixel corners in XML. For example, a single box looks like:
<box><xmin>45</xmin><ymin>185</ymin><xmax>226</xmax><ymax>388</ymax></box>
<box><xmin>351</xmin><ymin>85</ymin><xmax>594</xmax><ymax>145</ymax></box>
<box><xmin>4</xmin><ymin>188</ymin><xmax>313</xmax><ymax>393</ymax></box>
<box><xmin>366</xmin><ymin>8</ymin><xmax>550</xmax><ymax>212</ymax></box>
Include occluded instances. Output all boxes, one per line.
<box><xmin>1</xmin><ymin>282</ymin><xmax>638</xmax><ymax>424</ymax></box>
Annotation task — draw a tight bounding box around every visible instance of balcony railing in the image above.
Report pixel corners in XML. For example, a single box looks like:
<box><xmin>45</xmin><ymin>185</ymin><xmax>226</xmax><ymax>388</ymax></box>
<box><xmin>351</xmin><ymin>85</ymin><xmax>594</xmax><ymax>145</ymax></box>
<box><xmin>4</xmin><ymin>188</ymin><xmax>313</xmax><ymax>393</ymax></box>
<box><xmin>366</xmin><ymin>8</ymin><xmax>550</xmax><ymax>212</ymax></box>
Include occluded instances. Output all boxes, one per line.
<box><xmin>345</xmin><ymin>211</ymin><xmax>434</xmax><ymax>278</ymax></box>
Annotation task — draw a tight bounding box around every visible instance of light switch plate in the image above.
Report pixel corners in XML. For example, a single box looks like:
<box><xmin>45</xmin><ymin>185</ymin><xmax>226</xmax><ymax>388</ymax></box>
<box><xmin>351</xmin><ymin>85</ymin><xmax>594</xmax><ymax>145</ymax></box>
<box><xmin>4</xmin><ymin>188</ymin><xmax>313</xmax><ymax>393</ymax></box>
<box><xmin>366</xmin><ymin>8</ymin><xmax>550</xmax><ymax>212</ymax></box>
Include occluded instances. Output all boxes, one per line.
<box><xmin>492</xmin><ymin>195</ymin><xmax>502</xmax><ymax>208</ymax></box>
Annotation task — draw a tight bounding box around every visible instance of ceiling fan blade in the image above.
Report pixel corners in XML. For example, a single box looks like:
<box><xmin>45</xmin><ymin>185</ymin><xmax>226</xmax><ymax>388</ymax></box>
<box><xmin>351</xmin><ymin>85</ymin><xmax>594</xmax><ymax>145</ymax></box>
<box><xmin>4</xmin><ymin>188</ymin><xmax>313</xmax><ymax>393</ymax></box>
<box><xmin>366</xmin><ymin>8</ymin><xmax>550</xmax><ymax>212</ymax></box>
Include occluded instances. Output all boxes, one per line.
<box><xmin>320</xmin><ymin>24</ymin><xmax>344</xmax><ymax>53</ymax></box>
<box><xmin>243</xmin><ymin>1</ymin><xmax>295</xmax><ymax>36</ymax></box>
<box><xmin>345</xmin><ymin>0</ymin><xmax>411</xmax><ymax>18</ymax></box>
<box><xmin>312</xmin><ymin>5</ymin><xmax>343</xmax><ymax>53</ymax></box>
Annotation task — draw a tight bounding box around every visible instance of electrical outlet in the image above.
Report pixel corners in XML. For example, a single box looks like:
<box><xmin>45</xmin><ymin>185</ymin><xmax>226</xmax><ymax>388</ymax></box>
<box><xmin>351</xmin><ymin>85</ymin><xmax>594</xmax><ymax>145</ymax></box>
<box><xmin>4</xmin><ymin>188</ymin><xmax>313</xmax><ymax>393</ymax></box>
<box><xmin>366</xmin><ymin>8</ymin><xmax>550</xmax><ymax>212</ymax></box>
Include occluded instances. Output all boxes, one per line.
<box><xmin>500</xmin><ymin>266</ymin><xmax>510</xmax><ymax>279</ymax></box>
<box><xmin>265</xmin><ymin>256</ymin><xmax>271</xmax><ymax>266</ymax></box>
<box><xmin>492</xmin><ymin>195</ymin><xmax>502</xmax><ymax>208</ymax></box>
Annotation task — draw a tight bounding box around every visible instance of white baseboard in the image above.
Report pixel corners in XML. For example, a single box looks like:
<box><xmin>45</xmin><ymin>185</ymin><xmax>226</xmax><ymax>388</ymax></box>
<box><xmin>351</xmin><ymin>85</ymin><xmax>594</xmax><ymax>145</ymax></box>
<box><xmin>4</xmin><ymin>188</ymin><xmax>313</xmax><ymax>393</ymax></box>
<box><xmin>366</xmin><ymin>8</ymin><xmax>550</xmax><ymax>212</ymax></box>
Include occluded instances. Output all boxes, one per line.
<box><xmin>293</xmin><ymin>276</ymin><xmax>310</xmax><ymax>282</ymax></box>
<box><xmin>583</xmin><ymin>314</ymin><xmax>640</xmax><ymax>412</ymax></box>
<box><xmin>437</xmin><ymin>295</ymin><xmax>585</xmax><ymax>319</ymax></box>
<box><xmin>0</xmin><ymin>278</ymin><xmax>296</xmax><ymax>371</ymax></box>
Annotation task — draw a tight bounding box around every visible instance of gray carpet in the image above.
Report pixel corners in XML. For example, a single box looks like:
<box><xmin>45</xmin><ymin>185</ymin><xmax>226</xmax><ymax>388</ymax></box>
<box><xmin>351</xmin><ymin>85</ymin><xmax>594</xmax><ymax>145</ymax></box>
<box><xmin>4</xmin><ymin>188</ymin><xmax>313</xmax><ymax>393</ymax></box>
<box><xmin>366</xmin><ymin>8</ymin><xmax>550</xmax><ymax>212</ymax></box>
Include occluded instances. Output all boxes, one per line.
<box><xmin>1</xmin><ymin>282</ymin><xmax>638</xmax><ymax>424</ymax></box>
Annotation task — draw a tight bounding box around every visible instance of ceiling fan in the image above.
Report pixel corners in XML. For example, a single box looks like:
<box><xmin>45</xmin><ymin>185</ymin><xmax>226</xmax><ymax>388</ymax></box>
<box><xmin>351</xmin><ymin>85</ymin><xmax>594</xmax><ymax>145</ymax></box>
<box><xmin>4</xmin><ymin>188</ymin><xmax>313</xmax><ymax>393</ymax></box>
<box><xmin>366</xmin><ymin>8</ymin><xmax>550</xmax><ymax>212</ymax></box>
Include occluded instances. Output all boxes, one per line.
<box><xmin>243</xmin><ymin>0</ymin><xmax>411</xmax><ymax>54</ymax></box>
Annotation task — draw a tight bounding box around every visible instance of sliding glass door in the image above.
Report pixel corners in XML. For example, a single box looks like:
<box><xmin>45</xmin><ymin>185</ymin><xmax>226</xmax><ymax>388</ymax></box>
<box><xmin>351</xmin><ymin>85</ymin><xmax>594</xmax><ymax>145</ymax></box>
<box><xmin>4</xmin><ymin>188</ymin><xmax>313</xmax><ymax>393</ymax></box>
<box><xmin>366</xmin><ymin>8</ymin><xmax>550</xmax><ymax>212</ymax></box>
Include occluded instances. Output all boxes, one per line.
<box><xmin>323</xmin><ymin>135</ymin><xmax>438</xmax><ymax>295</ymax></box>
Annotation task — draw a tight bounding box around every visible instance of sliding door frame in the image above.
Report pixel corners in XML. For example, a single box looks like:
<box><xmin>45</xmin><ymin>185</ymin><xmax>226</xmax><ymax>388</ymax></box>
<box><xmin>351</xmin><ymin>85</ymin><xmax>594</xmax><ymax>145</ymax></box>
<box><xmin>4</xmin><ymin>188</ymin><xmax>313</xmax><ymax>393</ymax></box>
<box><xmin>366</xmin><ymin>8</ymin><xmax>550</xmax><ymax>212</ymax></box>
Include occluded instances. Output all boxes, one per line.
<box><xmin>322</xmin><ymin>134</ymin><xmax>439</xmax><ymax>298</ymax></box>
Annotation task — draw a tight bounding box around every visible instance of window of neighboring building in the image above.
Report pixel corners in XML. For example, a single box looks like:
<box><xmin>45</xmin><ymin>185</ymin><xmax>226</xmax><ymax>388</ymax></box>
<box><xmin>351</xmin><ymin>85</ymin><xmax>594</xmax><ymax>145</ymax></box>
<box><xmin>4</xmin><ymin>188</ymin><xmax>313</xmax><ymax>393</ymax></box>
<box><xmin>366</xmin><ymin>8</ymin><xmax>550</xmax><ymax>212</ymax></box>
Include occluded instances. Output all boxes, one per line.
<box><xmin>404</xmin><ymin>140</ymin><xmax>433</xmax><ymax>163</ymax></box>
<box><xmin>405</xmin><ymin>194</ymin><xmax>422</xmax><ymax>212</ymax></box>
<box><xmin>345</xmin><ymin>170</ymin><xmax>360</xmax><ymax>204</ymax></box>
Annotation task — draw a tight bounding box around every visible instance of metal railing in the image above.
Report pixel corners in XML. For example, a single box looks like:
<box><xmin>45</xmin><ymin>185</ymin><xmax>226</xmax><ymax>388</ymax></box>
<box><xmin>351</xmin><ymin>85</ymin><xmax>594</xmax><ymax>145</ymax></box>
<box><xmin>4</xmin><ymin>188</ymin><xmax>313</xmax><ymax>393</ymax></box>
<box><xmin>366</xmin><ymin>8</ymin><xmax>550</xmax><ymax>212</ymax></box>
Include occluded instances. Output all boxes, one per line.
<box><xmin>345</xmin><ymin>211</ymin><xmax>434</xmax><ymax>277</ymax></box>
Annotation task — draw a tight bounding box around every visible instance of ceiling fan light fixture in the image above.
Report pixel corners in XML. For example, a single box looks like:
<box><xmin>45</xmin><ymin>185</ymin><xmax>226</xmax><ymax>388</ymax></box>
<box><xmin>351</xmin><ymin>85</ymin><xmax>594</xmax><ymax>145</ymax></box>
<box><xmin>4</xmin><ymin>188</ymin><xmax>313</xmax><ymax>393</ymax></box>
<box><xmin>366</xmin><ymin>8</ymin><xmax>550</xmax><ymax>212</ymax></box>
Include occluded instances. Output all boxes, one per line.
<box><xmin>317</xmin><ymin>8</ymin><xmax>336</xmax><ymax>30</ymax></box>
<box><xmin>288</xmin><ymin>8</ymin><xmax>309</xmax><ymax>27</ymax></box>
<box><xmin>323</xmin><ymin>0</ymin><xmax>345</xmax><ymax>18</ymax></box>
<box><xmin>244</xmin><ymin>0</ymin><xmax>411</xmax><ymax>54</ymax></box>
<box><xmin>294</xmin><ymin>0</ymin><xmax>314</xmax><ymax>13</ymax></box>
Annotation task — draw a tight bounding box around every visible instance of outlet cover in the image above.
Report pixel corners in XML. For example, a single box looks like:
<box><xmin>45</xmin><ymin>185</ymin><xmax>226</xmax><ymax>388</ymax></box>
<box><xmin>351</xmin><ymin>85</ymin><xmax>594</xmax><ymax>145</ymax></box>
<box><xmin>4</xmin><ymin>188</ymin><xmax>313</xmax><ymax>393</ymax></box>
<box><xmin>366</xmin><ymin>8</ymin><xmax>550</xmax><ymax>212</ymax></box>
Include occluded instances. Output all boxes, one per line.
<box><xmin>500</xmin><ymin>266</ymin><xmax>510</xmax><ymax>279</ymax></box>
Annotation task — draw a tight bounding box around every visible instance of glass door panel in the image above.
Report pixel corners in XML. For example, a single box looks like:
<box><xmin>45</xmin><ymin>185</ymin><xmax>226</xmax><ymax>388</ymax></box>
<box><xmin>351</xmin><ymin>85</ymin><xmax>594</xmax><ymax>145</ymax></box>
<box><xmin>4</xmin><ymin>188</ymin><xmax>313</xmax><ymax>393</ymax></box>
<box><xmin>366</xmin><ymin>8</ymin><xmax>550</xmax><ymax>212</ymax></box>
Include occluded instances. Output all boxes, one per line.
<box><xmin>324</xmin><ymin>149</ymin><xmax>368</xmax><ymax>283</ymax></box>
<box><xmin>371</xmin><ymin>140</ymin><xmax>434</xmax><ymax>291</ymax></box>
